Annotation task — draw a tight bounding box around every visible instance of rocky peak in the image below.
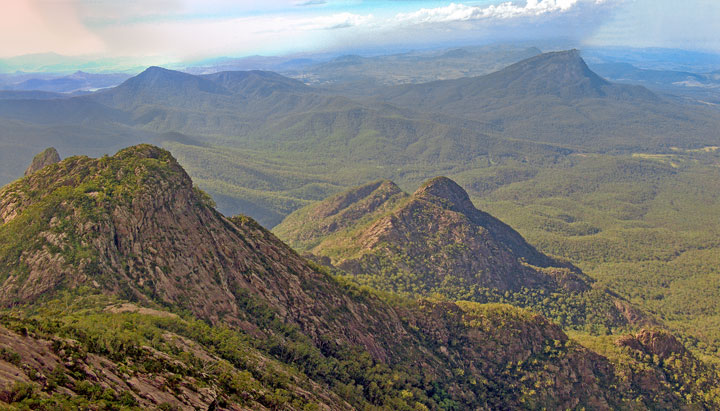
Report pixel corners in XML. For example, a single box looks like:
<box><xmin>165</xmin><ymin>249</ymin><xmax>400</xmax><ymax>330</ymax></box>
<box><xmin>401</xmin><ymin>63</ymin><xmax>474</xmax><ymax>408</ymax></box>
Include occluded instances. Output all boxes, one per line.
<box><xmin>274</xmin><ymin>179</ymin><xmax>406</xmax><ymax>251</ymax></box>
<box><xmin>115</xmin><ymin>143</ymin><xmax>177</xmax><ymax>162</ymax></box>
<box><xmin>502</xmin><ymin>49</ymin><xmax>609</xmax><ymax>90</ymax></box>
<box><xmin>277</xmin><ymin>176</ymin><xmax>590</xmax><ymax>293</ymax></box>
<box><xmin>0</xmin><ymin>145</ymin><xmax>713</xmax><ymax>409</ymax></box>
<box><xmin>24</xmin><ymin>147</ymin><xmax>60</xmax><ymax>176</ymax></box>
<box><xmin>411</xmin><ymin>176</ymin><xmax>558</xmax><ymax>268</ymax></box>
<box><xmin>412</xmin><ymin>176</ymin><xmax>476</xmax><ymax>215</ymax></box>
<box><xmin>617</xmin><ymin>329</ymin><xmax>688</xmax><ymax>360</ymax></box>
<box><xmin>0</xmin><ymin>144</ymin><xmax>411</xmax><ymax>360</ymax></box>
<box><xmin>315</xmin><ymin>179</ymin><xmax>401</xmax><ymax>219</ymax></box>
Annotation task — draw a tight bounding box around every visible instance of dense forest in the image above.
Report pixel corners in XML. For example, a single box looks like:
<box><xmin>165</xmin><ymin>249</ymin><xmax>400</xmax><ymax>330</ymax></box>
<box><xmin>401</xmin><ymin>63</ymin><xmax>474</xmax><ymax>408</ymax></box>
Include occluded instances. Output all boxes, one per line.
<box><xmin>2</xmin><ymin>47</ymin><xmax>720</xmax><ymax>408</ymax></box>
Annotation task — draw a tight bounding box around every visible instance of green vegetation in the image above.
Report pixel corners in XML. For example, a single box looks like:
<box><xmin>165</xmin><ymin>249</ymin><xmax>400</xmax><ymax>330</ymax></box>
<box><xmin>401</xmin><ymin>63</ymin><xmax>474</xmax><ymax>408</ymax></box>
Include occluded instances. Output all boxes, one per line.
<box><xmin>470</xmin><ymin>150</ymin><xmax>720</xmax><ymax>357</ymax></box>
<box><xmin>257</xmin><ymin>144</ymin><xmax>720</xmax><ymax>362</ymax></box>
<box><xmin>253</xmin><ymin>142</ymin><xmax>720</xmax><ymax>359</ymax></box>
<box><xmin>569</xmin><ymin>330</ymin><xmax>720</xmax><ymax>406</ymax></box>
<box><xmin>0</xmin><ymin>287</ymin><xmax>603</xmax><ymax>410</ymax></box>
<box><xmin>2</xmin><ymin>50</ymin><xmax>720</xmax><ymax>405</ymax></box>
<box><xmin>144</xmin><ymin>125</ymin><xmax>720</xmax><ymax>365</ymax></box>
<box><xmin>345</xmin><ymin>272</ymin><xmax>628</xmax><ymax>334</ymax></box>
<box><xmin>2</xmin><ymin>144</ymin><xmax>720</xmax><ymax>409</ymax></box>
<box><xmin>274</xmin><ymin>175</ymin><xmax>639</xmax><ymax>340</ymax></box>
<box><xmin>0</xmin><ymin>145</ymin><xmax>186</xmax><ymax>294</ymax></box>
<box><xmin>0</xmin><ymin>291</ymin><xmax>338</xmax><ymax>410</ymax></box>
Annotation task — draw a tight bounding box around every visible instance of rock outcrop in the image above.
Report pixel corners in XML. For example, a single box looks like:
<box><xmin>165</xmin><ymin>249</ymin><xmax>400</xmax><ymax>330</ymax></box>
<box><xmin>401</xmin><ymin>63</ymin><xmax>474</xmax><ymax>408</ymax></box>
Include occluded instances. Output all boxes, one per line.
<box><xmin>276</xmin><ymin>176</ymin><xmax>590</xmax><ymax>293</ymax></box>
<box><xmin>0</xmin><ymin>145</ymin><xmax>715</xmax><ymax>409</ymax></box>
<box><xmin>23</xmin><ymin>147</ymin><xmax>60</xmax><ymax>176</ymax></box>
<box><xmin>0</xmin><ymin>145</ymin><xmax>409</xmax><ymax>360</ymax></box>
<box><xmin>616</xmin><ymin>329</ymin><xmax>688</xmax><ymax>360</ymax></box>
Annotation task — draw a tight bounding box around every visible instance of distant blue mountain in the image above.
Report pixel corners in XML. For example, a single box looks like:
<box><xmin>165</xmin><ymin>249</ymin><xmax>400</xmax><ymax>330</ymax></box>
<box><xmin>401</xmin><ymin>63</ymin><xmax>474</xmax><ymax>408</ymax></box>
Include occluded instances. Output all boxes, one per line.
<box><xmin>2</xmin><ymin>71</ymin><xmax>131</xmax><ymax>93</ymax></box>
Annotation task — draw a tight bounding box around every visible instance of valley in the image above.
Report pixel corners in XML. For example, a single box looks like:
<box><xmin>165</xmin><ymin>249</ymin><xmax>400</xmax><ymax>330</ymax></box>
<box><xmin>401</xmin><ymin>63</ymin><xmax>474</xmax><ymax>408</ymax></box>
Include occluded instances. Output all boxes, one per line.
<box><xmin>2</xmin><ymin>44</ymin><xmax>720</xmax><ymax>409</ymax></box>
<box><xmin>1</xmin><ymin>145</ymin><xmax>719</xmax><ymax>408</ymax></box>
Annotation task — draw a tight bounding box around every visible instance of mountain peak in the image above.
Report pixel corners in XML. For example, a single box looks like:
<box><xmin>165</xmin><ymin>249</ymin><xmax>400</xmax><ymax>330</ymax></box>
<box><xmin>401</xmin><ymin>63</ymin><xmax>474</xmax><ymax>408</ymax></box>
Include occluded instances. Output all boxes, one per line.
<box><xmin>24</xmin><ymin>147</ymin><xmax>60</xmax><ymax>176</ymax></box>
<box><xmin>115</xmin><ymin>143</ymin><xmax>176</xmax><ymax>161</ymax></box>
<box><xmin>413</xmin><ymin>176</ymin><xmax>475</xmax><ymax>214</ymax></box>
<box><xmin>511</xmin><ymin>49</ymin><xmax>586</xmax><ymax>68</ymax></box>
<box><xmin>276</xmin><ymin>177</ymin><xmax>589</xmax><ymax>293</ymax></box>
<box><xmin>142</xmin><ymin>65</ymin><xmax>170</xmax><ymax>74</ymax></box>
<box><xmin>133</xmin><ymin>65</ymin><xmax>178</xmax><ymax>80</ymax></box>
<box><xmin>273</xmin><ymin>179</ymin><xmax>406</xmax><ymax>251</ymax></box>
<box><xmin>491</xmin><ymin>49</ymin><xmax>610</xmax><ymax>96</ymax></box>
<box><xmin>134</xmin><ymin>66</ymin><xmax>197</xmax><ymax>82</ymax></box>
<box><xmin>116</xmin><ymin>66</ymin><xmax>229</xmax><ymax>95</ymax></box>
<box><xmin>524</xmin><ymin>49</ymin><xmax>594</xmax><ymax>72</ymax></box>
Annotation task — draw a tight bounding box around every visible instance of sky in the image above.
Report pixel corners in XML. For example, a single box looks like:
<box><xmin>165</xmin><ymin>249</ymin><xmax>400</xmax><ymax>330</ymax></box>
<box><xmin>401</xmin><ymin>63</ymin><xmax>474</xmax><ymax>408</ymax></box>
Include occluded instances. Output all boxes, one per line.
<box><xmin>1</xmin><ymin>0</ymin><xmax>719</xmax><ymax>69</ymax></box>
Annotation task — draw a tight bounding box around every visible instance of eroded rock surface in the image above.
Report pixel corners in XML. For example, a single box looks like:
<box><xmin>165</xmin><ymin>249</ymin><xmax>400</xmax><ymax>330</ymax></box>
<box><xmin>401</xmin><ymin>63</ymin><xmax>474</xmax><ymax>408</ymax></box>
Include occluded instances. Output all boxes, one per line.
<box><xmin>24</xmin><ymin>147</ymin><xmax>60</xmax><ymax>176</ymax></box>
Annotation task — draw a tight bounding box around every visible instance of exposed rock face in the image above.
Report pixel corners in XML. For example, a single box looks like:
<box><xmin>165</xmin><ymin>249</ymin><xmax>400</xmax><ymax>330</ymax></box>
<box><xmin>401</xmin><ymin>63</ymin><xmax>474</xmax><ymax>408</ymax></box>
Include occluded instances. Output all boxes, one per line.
<box><xmin>617</xmin><ymin>329</ymin><xmax>688</xmax><ymax>360</ymax></box>
<box><xmin>0</xmin><ymin>145</ymin><xmax>409</xmax><ymax>361</ymax></box>
<box><xmin>412</xmin><ymin>176</ymin><xmax>560</xmax><ymax>268</ymax></box>
<box><xmin>413</xmin><ymin>176</ymin><xmax>477</xmax><ymax>215</ymax></box>
<box><xmin>24</xmin><ymin>147</ymin><xmax>60</xmax><ymax>176</ymax></box>
<box><xmin>0</xmin><ymin>324</ymin><xmax>229</xmax><ymax>410</ymax></box>
<box><xmin>0</xmin><ymin>311</ymin><xmax>351</xmax><ymax>410</ymax></box>
<box><xmin>276</xmin><ymin>176</ymin><xmax>590</xmax><ymax>293</ymax></box>
<box><xmin>275</xmin><ymin>179</ymin><xmax>406</xmax><ymax>251</ymax></box>
<box><xmin>611</xmin><ymin>328</ymin><xmax>719</xmax><ymax>409</ymax></box>
<box><xmin>0</xmin><ymin>145</ymin><xmax>711</xmax><ymax>409</ymax></box>
<box><xmin>613</xmin><ymin>298</ymin><xmax>660</xmax><ymax>328</ymax></box>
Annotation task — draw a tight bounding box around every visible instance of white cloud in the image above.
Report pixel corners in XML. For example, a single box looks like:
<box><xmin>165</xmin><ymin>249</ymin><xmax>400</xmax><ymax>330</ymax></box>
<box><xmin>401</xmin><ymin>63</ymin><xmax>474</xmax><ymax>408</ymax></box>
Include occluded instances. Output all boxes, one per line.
<box><xmin>587</xmin><ymin>0</ymin><xmax>720</xmax><ymax>51</ymax></box>
<box><xmin>90</xmin><ymin>11</ymin><xmax>373</xmax><ymax>61</ymax></box>
<box><xmin>396</xmin><ymin>0</ymin><xmax>583</xmax><ymax>24</ymax></box>
<box><xmin>0</xmin><ymin>0</ymin><xmax>622</xmax><ymax>64</ymax></box>
<box><xmin>295</xmin><ymin>0</ymin><xmax>328</xmax><ymax>6</ymax></box>
<box><xmin>290</xmin><ymin>12</ymin><xmax>373</xmax><ymax>31</ymax></box>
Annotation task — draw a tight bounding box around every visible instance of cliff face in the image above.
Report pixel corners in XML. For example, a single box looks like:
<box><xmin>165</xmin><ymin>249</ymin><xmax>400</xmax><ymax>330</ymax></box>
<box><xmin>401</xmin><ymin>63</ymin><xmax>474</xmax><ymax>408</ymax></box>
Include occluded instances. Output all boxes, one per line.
<box><xmin>0</xmin><ymin>311</ymin><xmax>351</xmax><ymax>410</ymax></box>
<box><xmin>23</xmin><ymin>147</ymin><xmax>60</xmax><ymax>176</ymax></box>
<box><xmin>0</xmin><ymin>145</ymin><xmax>410</xmax><ymax>360</ymax></box>
<box><xmin>276</xmin><ymin>176</ymin><xmax>590</xmax><ymax>294</ymax></box>
<box><xmin>0</xmin><ymin>145</ymin><xmax>715</xmax><ymax>409</ymax></box>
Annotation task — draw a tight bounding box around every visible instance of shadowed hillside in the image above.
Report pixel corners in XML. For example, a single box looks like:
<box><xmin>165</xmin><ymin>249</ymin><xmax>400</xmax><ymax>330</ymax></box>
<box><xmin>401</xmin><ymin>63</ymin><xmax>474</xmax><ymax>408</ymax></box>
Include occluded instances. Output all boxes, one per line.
<box><xmin>3</xmin><ymin>51</ymin><xmax>720</xmax><ymax>217</ymax></box>
<box><xmin>377</xmin><ymin>50</ymin><xmax>720</xmax><ymax>149</ymax></box>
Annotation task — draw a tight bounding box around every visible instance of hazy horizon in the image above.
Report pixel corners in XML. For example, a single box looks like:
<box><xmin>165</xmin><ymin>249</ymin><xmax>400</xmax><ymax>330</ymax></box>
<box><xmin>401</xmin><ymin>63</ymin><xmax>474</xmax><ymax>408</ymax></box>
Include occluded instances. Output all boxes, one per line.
<box><xmin>3</xmin><ymin>0</ymin><xmax>720</xmax><ymax>73</ymax></box>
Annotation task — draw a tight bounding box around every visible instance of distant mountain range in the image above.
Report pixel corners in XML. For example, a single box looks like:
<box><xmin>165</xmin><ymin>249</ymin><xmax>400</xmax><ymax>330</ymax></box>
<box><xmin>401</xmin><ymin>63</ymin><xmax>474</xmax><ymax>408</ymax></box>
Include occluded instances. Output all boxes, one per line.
<box><xmin>587</xmin><ymin>61</ymin><xmax>720</xmax><ymax>104</ymax></box>
<box><xmin>375</xmin><ymin>50</ymin><xmax>720</xmax><ymax>149</ymax></box>
<box><xmin>2</xmin><ymin>49</ymin><xmax>720</xmax><ymax>223</ymax></box>
<box><xmin>1</xmin><ymin>71</ymin><xmax>131</xmax><ymax>94</ymax></box>
<box><xmin>281</xmin><ymin>45</ymin><xmax>544</xmax><ymax>95</ymax></box>
<box><xmin>582</xmin><ymin>46</ymin><xmax>720</xmax><ymax>73</ymax></box>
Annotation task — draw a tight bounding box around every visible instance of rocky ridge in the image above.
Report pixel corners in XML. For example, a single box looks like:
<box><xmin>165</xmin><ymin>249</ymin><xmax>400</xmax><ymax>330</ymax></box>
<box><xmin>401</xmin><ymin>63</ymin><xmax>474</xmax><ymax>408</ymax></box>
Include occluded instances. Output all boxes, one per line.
<box><xmin>276</xmin><ymin>176</ymin><xmax>591</xmax><ymax>293</ymax></box>
<box><xmin>0</xmin><ymin>145</ymin><xmax>717</xmax><ymax>409</ymax></box>
<box><xmin>23</xmin><ymin>147</ymin><xmax>60</xmax><ymax>176</ymax></box>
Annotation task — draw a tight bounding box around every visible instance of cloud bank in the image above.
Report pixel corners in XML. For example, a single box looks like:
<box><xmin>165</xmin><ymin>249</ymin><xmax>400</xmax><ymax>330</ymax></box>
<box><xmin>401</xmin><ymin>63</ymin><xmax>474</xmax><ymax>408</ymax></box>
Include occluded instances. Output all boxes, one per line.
<box><xmin>396</xmin><ymin>0</ymin><xmax>582</xmax><ymax>24</ymax></box>
<box><xmin>0</xmin><ymin>0</ymin><xmax>673</xmax><ymax>69</ymax></box>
